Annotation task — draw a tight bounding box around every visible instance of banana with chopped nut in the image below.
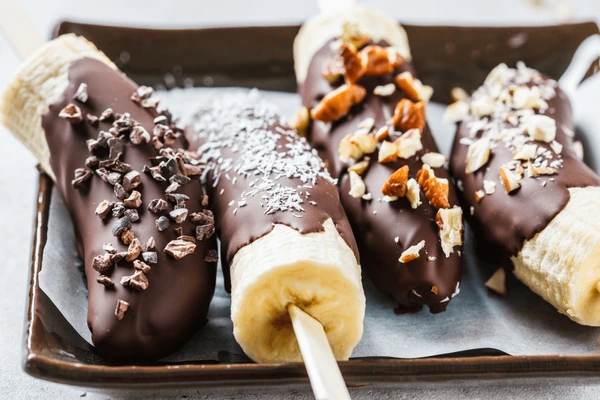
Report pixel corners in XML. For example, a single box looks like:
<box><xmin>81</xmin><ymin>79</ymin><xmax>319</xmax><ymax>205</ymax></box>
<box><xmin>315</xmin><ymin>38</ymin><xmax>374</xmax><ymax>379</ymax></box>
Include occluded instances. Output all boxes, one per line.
<box><xmin>449</xmin><ymin>62</ymin><xmax>600</xmax><ymax>326</ymax></box>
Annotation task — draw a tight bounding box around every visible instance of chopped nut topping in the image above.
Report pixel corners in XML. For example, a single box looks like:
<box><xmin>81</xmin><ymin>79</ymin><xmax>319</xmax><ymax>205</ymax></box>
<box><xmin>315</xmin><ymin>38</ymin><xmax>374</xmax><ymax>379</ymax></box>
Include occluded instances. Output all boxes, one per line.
<box><xmin>348</xmin><ymin>171</ymin><xmax>366</xmax><ymax>198</ymax></box>
<box><xmin>483</xmin><ymin>180</ymin><xmax>496</xmax><ymax>194</ymax></box>
<box><xmin>465</xmin><ymin>137</ymin><xmax>491</xmax><ymax>173</ymax></box>
<box><xmin>169</xmin><ymin>207</ymin><xmax>189</xmax><ymax>224</ymax></box>
<box><xmin>122</xmin><ymin>170</ymin><xmax>142</xmax><ymax>191</ymax></box>
<box><xmin>474</xmin><ymin>190</ymin><xmax>485</xmax><ymax>203</ymax></box>
<box><xmin>399</xmin><ymin>240</ymin><xmax>425</xmax><ymax>263</ymax></box>
<box><xmin>485</xmin><ymin>268</ymin><xmax>507</xmax><ymax>296</ymax></box>
<box><xmin>451</xmin><ymin>87</ymin><xmax>468</xmax><ymax>102</ymax></box>
<box><xmin>375</xmin><ymin>126</ymin><xmax>390</xmax><ymax>142</ymax></box>
<box><xmin>421</xmin><ymin>152</ymin><xmax>446</xmax><ymax>168</ymax></box>
<box><xmin>525</xmin><ymin>114</ymin><xmax>556</xmax><ymax>142</ymax></box>
<box><xmin>381</xmin><ymin>165</ymin><xmax>409</xmax><ymax>197</ymax></box>
<box><xmin>436</xmin><ymin>206</ymin><xmax>463</xmax><ymax>257</ymax></box>
<box><xmin>373</xmin><ymin>83</ymin><xmax>396</xmax><ymax>97</ymax></box>
<box><xmin>550</xmin><ymin>141</ymin><xmax>563</xmax><ymax>155</ymax></box>
<box><xmin>528</xmin><ymin>164</ymin><xmax>558</xmax><ymax>177</ymax></box>
<box><xmin>348</xmin><ymin>158</ymin><xmax>370</xmax><ymax>175</ymax></box>
<box><xmin>164</xmin><ymin>239</ymin><xmax>197</xmax><ymax>260</ymax></box>
<box><xmin>405</xmin><ymin>178</ymin><xmax>422</xmax><ymax>209</ymax></box>
<box><xmin>341</xmin><ymin>43</ymin><xmax>364</xmax><ymax>83</ymax></box>
<box><xmin>394</xmin><ymin>71</ymin><xmax>433</xmax><ymax>102</ymax></box>
<box><xmin>378</xmin><ymin>140</ymin><xmax>398</xmax><ymax>163</ymax></box>
<box><xmin>360</xmin><ymin>45</ymin><xmax>395</xmax><ymax>76</ymax></box>
<box><xmin>470</xmin><ymin>95</ymin><xmax>495</xmax><ymax>117</ymax></box>
<box><xmin>114</xmin><ymin>299</ymin><xmax>130</xmax><ymax>320</ymax></box>
<box><xmin>147</xmin><ymin>198</ymin><xmax>170</xmax><ymax>214</ymax></box>
<box><xmin>499</xmin><ymin>163</ymin><xmax>523</xmax><ymax>193</ymax></box>
<box><xmin>394</xmin><ymin>129</ymin><xmax>423</xmax><ymax>159</ymax></box>
<box><xmin>96</xmin><ymin>275</ymin><xmax>115</xmax><ymax>289</ymax></box>
<box><xmin>120</xmin><ymin>228</ymin><xmax>135</xmax><ymax>245</ymax></box>
<box><xmin>156</xmin><ymin>216</ymin><xmax>170</xmax><ymax>231</ymax></box>
<box><xmin>133</xmin><ymin>259</ymin><xmax>152</xmax><ymax>273</ymax></box>
<box><xmin>291</xmin><ymin>106</ymin><xmax>310</xmax><ymax>136</ymax></box>
<box><xmin>59</xmin><ymin>103</ymin><xmax>83</xmax><ymax>123</ymax></box>
<box><xmin>311</xmin><ymin>83</ymin><xmax>366</xmax><ymax>122</ymax></box>
<box><xmin>512</xmin><ymin>86</ymin><xmax>547</xmax><ymax>110</ymax></box>
<box><xmin>443</xmin><ymin>101</ymin><xmax>469</xmax><ymax>123</ymax></box>
<box><xmin>416</xmin><ymin>165</ymin><xmax>450</xmax><ymax>209</ymax></box>
<box><xmin>513</xmin><ymin>143</ymin><xmax>538</xmax><ymax>160</ymax></box>
<box><xmin>391</xmin><ymin>98</ymin><xmax>426</xmax><ymax>132</ymax></box>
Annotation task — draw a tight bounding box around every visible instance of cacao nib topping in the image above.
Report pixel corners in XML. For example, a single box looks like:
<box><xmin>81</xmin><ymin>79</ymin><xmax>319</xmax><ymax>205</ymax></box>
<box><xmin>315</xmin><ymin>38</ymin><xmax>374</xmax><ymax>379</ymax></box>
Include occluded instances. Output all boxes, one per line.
<box><xmin>92</xmin><ymin>253</ymin><xmax>114</xmax><ymax>275</ymax></box>
<box><xmin>130</xmin><ymin>86</ymin><xmax>154</xmax><ymax>103</ymax></box>
<box><xmin>112</xmin><ymin>202</ymin><xmax>126</xmax><ymax>218</ymax></box>
<box><xmin>113</xmin><ymin>183</ymin><xmax>127</xmax><ymax>200</ymax></box>
<box><xmin>144</xmin><ymin>165</ymin><xmax>166</xmax><ymax>182</ymax></box>
<box><xmin>120</xmin><ymin>270</ymin><xmax>149</xmax><ymax>291</ymax></box>
<box><xmin>166</xmin><ymin>193</ymin><xmax>189</xmax><ymax>206</ymax></box>
<box><xmin>86</xmin><ymin>113</ymin><xmax>99</xmax><ymax>126</ymax></box>
<box><xmin>120</xmin><ymin>228</ymin><xmax>135</xmax><ymax>245</ymax></box>
<box><xmin>72</xmin><ymin>168</ymin><xmax>92</xmax><ymax>189</ymax></box>
<box><xmin>122</xmin><ymin>170</ymin><xmax>141</xmax><ymax>191</ymax></box>
<box><xmin>169</xmin><ymin>208</ymin><xmax>188</xmax><ymax>224</ymax></box>
<box><xmin>126</xmin><ymin>238</ymin><xmax>142</xmax><ymax>262</ymax></box>
<box><xmin>189</xmin><ymin>210</ymin><xmax>214</xmax><ymax>225</ymax></box>
<box><xmin>141</xmin><ymin>251</ymin><xmax>158</xmax><ymax>264</ymax></box>
<box><xmin>165</xmin><ymin>181</ymin><xmax>180</xmax><ymax>193</ymax></box>
<box><xmin>130</xmin><ymin>125</ymin><xmax>151</xmax><ymax>145</ymax></box>
<box><xmin>112</xmin><ymin>217</ymin><xmax>131</xmax><ymax>237</ymax></box>
<box><xmin>195</xmin><ymin>223</ymin><xmax>215</xmax><ymax>241</ymax></box>
<box><xmin>99</xmin><ymin>107</ymin><xmax>115</xmax><ymax>122</ymax></box>
<box><xmin>124</xmin><ymin>190</ymin><xmax>142</xmax><ymax>208</ymax></box>
<box><xmin>123</xmin><ymin>208</ymin><xmax>139</xmax><ymax>222</ymax></box>
<box><xmin>177</xmin><ymin>234</ymin><xmax>196</xmax><ymax>243</ymax></box>
<box><xmin>85</xmin><ymin>155</ymin><xmax>99</xmax><ymax>169</ymax></box>
<box><xmin>114</xmin><ymin>299</ymin><xmax>129</xmax><ymax>320</ymax></box>
<box><xmin>155</xmin><ymin>216</ymin><xmax>170</xmax><ymax>232</ymax></box>
<box><xmin>95</xmin><ymin>200</ymin><xmax>113</xmax><ymax>220</ymax></box>
<box><xmin>133</xmin><ymin>259</ymin><xmax>152</xmax><ymax>273</ymax></box>
<box><xmin>59</xmin><ymin>103</ymin><xmax>83</xmax><ymax>123</ymax></box>
<box><xmin>147</xmin><ymin>198</ymin><xmax>170</xmax><ymax>214</ymax></box>
<box><xmin>96</xmin><ymin>275</ymin><xmax>115</xmax><ymax>289</ymax></box>
<box><xmin>73</xmin><ymin>83</ymin><xmax>88</xmax><ymax>103</ymax></box>
<box><xmin>164</xmin><ymin>239</ymin><xmax>196</xmax><ymax>260</ymax></box>
<box><xmin>145</xmin><ymin>236</ymin><xmax>156</xmax><ymax>251</ymax></box>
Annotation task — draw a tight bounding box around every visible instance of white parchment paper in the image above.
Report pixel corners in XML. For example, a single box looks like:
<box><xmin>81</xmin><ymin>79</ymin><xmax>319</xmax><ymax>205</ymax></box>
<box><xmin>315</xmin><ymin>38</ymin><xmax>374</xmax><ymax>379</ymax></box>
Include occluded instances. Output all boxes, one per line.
<box><xmin>39</xmin><ymin>81</ymin><xmax>600</xmax><ymax>362</ymax></box>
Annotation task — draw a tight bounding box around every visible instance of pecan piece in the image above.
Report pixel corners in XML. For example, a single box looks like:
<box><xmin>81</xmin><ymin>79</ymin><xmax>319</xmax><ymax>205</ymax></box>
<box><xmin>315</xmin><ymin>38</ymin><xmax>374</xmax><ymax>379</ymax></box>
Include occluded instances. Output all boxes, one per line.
<box><xmin>311</xmin><ymin>84</ymin><xmax>366</xmax><ymax>122</ymax></box>
<box><xmin>381</xmin><ymin>165</ymin><xmax>409</xmax><ymax>197</ymax></box>
<box><xmin>391</xmin><ymin>99</ymin><xmax>426</xmax><ymax>132</ymax></box>
<box><xmin>416</xmin><ymin>164</ymin><xmax>449</xmax><ymax>209</ymax></box>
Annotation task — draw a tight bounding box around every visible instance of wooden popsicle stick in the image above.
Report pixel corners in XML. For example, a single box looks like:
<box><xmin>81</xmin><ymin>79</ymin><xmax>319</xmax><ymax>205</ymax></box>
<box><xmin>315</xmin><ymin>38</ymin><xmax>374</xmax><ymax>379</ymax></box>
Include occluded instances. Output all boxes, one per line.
<box><xmin>288</xmin><ymin>304</ymin><xmax>351</xmax><ymax>400</ymax></box>
<box><xmin>0</xmin><ymin>2</ymin><xmax>44</xmax><ymax>59</ymax></box>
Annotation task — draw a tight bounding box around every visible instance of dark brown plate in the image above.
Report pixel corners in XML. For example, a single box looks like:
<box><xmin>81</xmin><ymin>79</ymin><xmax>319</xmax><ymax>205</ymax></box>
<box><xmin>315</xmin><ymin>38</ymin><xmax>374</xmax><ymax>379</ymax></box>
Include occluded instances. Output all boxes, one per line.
<box><xmin>24</xmin><ymin>21</ymin><xmax>600</xmax><ymax>388</ymax></box>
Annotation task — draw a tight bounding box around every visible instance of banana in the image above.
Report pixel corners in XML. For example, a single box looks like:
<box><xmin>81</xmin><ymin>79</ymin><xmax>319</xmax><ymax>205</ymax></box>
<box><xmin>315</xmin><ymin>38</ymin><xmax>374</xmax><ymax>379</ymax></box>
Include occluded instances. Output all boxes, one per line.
<box><xmin>513</xmin><ymin>187</ymin><xmax>600</xmax><ymax>326</ymax></box>
<box><xmin>0</xmin><ymin>34</ymin><xmax>115</xmax><ymax>179</ymax></box>
<box><xmin>293</xmin><ymin>3</ymin><xmax>411</xmax><ymax>84</ymax></box>
<box><xmin>449</xmin><ymin>62</ymin><xmax>600</xmax><ymax>326</ymax></box>
<box><xmin>231</xmin><ymin>219</ymin><xmax>365</xmax><ymax>363</ymax></box>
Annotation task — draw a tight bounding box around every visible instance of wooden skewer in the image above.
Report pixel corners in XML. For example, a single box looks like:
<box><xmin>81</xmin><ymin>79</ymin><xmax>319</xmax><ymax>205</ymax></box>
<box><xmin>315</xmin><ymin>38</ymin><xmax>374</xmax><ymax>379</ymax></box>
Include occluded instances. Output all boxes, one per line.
<box><xmin>288</xmin><ymin>304</ymin><xmax>351</xmax><ymax>400</ymax></box>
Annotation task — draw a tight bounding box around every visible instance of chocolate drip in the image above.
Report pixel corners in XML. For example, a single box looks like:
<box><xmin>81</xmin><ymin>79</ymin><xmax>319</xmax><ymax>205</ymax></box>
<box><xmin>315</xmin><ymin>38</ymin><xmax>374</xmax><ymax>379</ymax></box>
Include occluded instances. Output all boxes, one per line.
<box><xmin>450</xmin><ymin>75</ymin><xmax>600</xmax><ymax>258</ymax></box>
<box><xmin>300</xmin><ymin>39</ymin><xmax>462</xmax><ymax>312</ymax></box>
<box><xmin>185</xmin><ymin>96</ymin><xmax>358</xmax><ymax>290</ymax></box>
<box><xmin>42</xmin><ymin>58</ymin><xmax>217</xmax><ymax>362</ymax></box>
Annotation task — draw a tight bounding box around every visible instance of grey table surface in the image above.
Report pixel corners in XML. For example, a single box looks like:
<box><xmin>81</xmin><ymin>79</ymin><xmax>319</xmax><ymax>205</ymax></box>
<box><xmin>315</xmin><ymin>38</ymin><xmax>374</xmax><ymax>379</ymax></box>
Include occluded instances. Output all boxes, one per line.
<box><xmin>2</xmin><ymin>1</ymin><xmax>600</xmax><ymax>398</ymax></box>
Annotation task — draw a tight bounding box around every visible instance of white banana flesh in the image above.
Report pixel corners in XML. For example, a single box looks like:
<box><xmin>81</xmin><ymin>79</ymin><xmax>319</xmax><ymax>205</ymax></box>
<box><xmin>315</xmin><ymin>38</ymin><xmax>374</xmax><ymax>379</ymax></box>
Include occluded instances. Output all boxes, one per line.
<box><xmin>293</xmin><ymin>4</ymin><xmax>411</xmax><ymax>84</ymax></box>
<box><xmin>0</xmin><ymin>34</ymin><xmax>115</xmax><ymax>179</ymax></box>
<box><xmin>513</xmin><ymin>187</ymin><xmax>600</xmax><ymax>326</ymax></box>
<box><xmin>230</xmin><ymin>218</ymin><xmax>365</xmax><ymax>363</ymax></box>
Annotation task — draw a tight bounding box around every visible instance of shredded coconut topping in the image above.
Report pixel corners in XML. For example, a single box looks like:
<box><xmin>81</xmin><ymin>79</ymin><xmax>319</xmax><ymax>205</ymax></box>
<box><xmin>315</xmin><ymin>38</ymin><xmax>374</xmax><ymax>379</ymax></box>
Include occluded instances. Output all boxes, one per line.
<box><xmin>189</xmin><ymin>92</ymin><xmax>335</xmax><ymax>215</ymax></box>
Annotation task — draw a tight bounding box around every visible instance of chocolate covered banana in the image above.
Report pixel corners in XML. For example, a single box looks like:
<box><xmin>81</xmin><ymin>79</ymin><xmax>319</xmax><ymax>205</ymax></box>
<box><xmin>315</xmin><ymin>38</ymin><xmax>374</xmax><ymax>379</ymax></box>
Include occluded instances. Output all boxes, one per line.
<box><xmin>295</xmin><ymin>6</ymin><xmax>463</xmax><ymax>313</ymax></box>
<box><xmin>1</xmin><ymin>35</ymin><xmax>217</xmax><ymax>360</ymax></box>
<box><xmin>448</xmin><ymin>62</ymin><xmax>600</xmax><ymax>325</ymax></box>
<box><xmin>186</xmin><ymin>93</ymin><xmax>365</xmax><ymax>363</ymax></box>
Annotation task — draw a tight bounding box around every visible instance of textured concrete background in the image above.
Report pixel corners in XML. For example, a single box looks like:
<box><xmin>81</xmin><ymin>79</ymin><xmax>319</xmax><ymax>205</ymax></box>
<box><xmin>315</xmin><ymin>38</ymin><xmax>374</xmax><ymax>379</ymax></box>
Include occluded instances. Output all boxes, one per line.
<box><xmin>1</xmin><ymin>1</ymin><xmax>599</xmax><ymax>398</ymax></box>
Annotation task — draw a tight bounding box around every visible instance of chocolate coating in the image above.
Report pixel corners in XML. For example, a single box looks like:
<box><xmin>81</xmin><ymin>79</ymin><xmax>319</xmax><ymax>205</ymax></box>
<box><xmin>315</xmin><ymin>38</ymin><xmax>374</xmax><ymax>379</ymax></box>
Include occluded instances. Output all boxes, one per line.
<box><xmin>450</xmin><ymin>74</ymin><xmax>600</xmax><ymax>258</ymax></box>
<box><xmin>300</xmin><ymin>39</ymin><xmax>462</xmax><ymax>312</ymax></box>
<box><xmin>185</xmin><ymin>97</ymin><xmax>358</xmax><ymax>290</ymax></box>
<box><xmin>42</xmin><ymin>58</ymin><xmax>217</xmax><ymax>362</ymax></box>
